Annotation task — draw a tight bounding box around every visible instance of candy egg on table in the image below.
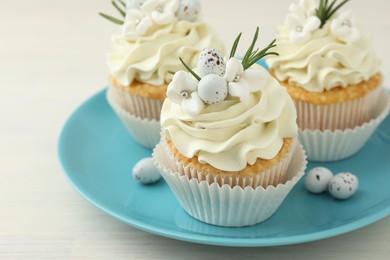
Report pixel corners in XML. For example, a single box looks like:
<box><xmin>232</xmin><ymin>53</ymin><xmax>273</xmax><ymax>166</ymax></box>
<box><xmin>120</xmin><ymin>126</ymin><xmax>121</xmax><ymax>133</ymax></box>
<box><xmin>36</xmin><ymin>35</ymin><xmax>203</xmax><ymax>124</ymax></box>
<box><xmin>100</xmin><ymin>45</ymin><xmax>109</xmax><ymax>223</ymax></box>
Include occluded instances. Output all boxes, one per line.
<box><xmin>196</xmin><ymin>48</ymin><xmax>226</xmax><ymax>77</ymax></box>
<box><xmin>177</xmin><ymin>0</ymin><xmax>201</xmax><ymax>22</ymax></box>
<box><xmin>328</xmin><ymin>172</ymin><xmax>359</xmax><ymax>200</ymax></box>
<box><xmin>304</xmin><ymin>167</ymin><xmax>334</xmax><ymax>193</ymax></box>
<box><xmin>132</xmin><ymin>157</ymin><xmax>161</xmax><ymax>185</ymax></box>
<box><xmin>197</xmin><ymin>74</ymin><xmax>228</xmax><ymax>105</ymax></box>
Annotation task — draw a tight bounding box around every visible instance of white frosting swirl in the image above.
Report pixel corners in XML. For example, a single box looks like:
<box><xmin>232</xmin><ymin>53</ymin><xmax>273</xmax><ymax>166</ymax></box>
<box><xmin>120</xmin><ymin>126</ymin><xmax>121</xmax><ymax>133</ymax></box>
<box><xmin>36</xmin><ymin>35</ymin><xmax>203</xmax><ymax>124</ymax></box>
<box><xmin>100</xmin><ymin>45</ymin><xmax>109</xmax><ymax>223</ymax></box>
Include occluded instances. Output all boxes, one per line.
<box><xmin>108</xmin><ymin>20</ymin><xmax>225</xmax><ymax>86</ymax></box>
<box><xmin>161</xmin><ymin>66</ymin><xmax>298</xmax><ymax>171</ymax></box>
<box><xmin>267</xmin><ymin>23</ymin><xmax>380</xmax><ymax>92</ymax></box>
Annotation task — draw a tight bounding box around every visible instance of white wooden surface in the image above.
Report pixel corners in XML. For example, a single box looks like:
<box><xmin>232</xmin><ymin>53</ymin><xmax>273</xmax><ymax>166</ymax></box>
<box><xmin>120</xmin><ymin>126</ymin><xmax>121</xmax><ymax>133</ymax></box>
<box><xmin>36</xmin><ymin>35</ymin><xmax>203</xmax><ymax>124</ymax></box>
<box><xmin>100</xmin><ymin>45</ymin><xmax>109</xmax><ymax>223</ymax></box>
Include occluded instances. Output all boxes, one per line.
<box><xmin>1</xmin><ymin>0</ymin><xmax>389</xmax><ymax>259</ymax></box>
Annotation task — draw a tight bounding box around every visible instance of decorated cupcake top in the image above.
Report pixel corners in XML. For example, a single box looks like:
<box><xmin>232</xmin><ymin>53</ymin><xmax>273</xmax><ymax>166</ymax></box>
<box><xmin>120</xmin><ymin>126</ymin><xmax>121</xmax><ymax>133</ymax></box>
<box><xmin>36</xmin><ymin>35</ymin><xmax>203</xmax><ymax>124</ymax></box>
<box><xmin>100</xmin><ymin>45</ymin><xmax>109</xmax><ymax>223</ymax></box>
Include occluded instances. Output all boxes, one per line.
<box><xmin>161</xmin><ymin>28</ymin><xmax>298</xmax><ymax>171</ymax></box>
<box><xmin>266</xmin><ymin>0</ymin><xmax>380</xmax><ymax>93</ymax></box>
<box><xmin>100</xmin><ymin>0</ymin><xmax>225</xmax><ymax>86</ymax></box>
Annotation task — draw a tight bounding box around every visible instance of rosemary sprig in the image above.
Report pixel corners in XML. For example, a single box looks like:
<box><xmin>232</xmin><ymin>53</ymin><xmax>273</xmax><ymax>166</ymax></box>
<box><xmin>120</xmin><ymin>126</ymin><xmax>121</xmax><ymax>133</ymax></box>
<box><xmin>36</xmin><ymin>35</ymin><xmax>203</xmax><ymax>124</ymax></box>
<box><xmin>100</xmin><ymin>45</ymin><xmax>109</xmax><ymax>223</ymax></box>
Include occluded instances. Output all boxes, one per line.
<box><xmin>179</xmin><ymin>57</ymin><xmax>201</xmax><ymax>81</ymax></box>
<box><xmin>112</xmin><ymin>0</ymin><xmax>126</xmax><ymax>17</ymax></box>
<box><xmin>117</xmin><ymin>0</ymin><xmax>126</xmax><ymax>8</ymax></box>
<box><xmin>237</xmin><ymin>27</ymin><xmax>278</xmax><ymax>70</ymax></box>
<box><xmin>99</xmin><ymin>0</ymin><xmax>127</xmax><ymax>25</ymax></box>
<box><xmin>99</xmin><ymin>12</ymin><xmax>124</xmax><ymax>25</ymax></box>
<box><xmin>229</xmin><ymin>32</ymin><xmax>242</xmax><ymax>59</ymax></box>
<box><xmin>316</xmin><ymin>0</ymin><xmax>350</xmax><ymax>28</ymax></box>
<box><xmin>243</xmin><ymin>40</ymin><xmax>278</xmax><ymax>70</ymax></box>
<box><xmin>241</xmin><ymin>27</ymin><xmax>259</xmax><ymax>68</ymax></box>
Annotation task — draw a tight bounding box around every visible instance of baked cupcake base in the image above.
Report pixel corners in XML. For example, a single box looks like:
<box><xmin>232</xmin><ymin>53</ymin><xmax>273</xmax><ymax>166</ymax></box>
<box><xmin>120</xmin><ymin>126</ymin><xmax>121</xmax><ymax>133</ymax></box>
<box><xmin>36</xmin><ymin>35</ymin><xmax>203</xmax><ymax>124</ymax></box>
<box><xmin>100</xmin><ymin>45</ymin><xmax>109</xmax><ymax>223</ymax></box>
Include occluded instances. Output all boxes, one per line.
<box><xmin>166</xmin><ymin>138</ymin><xmax>297</xmax><ymax>189</ymax></box>
<box><xmin>273</xmin><ymin>72</ymin><xmax>382</xmax><ymax>131</ymax></box>
<box><xmin>299</xmin><ymin>89</ymin><xmax>390</xmax><ymax>162</ymax></box>
<box><xmin>106</xmin><ymin>87</ymin><xmax>161</xmax><ymax>149</ymax></box>
<box><xmin>153</xmin><ymin>139</ymin><xmax>307</xmax><ymax>227</ymax></box>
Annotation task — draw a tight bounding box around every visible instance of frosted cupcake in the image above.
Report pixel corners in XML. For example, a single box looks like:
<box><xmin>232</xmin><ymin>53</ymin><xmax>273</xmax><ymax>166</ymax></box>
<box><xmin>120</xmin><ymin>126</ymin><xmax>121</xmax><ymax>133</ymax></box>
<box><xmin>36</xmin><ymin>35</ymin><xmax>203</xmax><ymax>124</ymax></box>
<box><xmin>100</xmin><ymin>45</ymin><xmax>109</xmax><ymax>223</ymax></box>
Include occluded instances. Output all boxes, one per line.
<box><xmin>153</xmin><ymin>28</ymin><xmax>307</xmax><ymax>227</ymax></box>
<box><xmin>267</xmin><ymin>0</ymin><xmax>390</xmax><ymax>161</ymax></box>
<box><xmin>102</xmin><ymin>0</ymin><xmax>225</xmax><ymax>148</ymax></box>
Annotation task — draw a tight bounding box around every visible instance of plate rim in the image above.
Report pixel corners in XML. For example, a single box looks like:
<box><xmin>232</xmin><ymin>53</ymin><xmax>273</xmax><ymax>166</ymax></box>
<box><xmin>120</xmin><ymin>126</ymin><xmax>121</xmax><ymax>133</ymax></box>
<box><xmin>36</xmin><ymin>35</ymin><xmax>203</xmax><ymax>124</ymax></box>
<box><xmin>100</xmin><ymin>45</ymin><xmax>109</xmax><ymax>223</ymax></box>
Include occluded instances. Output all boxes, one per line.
<box><xmin>58</xmin><ymin>88</ymin><xmax>390</xmax><ymax>247</ymax></box>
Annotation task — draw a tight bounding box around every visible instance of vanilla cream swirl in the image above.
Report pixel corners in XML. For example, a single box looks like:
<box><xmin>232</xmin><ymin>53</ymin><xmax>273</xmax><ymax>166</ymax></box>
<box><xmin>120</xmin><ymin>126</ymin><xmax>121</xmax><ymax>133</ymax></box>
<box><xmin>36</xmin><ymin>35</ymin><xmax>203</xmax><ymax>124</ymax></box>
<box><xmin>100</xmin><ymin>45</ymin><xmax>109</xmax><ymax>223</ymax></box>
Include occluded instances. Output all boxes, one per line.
<box><xmin>161</xmin><ymin>67</ymin><xmax>298</xmax><ymax>171</ymax></box>
<box><xmin>108</xmin><ymin>20</ymin><xmax>225</xmax><ymax>86</ymax></box>
<box><xmin>267</xmin><ymin>23</ymin><xmax>380</xmax><ymax>92</ymax></box>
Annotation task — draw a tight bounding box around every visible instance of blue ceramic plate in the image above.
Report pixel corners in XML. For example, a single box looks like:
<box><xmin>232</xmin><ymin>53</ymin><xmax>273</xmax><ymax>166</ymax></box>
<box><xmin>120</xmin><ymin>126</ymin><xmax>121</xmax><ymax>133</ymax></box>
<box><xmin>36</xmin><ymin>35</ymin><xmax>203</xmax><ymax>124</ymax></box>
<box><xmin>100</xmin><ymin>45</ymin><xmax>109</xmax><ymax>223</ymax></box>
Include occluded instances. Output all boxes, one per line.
<box><xmin>58</xmin><ymin>89</ymin><xmax>390</xmax><ymax>247</ymax></box>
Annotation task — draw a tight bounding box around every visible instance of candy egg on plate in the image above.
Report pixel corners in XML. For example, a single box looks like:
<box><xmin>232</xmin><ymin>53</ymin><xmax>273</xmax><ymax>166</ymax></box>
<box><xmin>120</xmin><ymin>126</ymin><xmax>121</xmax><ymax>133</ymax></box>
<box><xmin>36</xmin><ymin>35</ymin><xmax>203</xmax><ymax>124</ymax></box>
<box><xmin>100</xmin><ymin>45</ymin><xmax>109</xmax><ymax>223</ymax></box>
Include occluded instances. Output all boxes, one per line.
<box><xmin>132</xmin><ymin>157</ymin><xmax>161</xmax><ymax>185</ymax></box>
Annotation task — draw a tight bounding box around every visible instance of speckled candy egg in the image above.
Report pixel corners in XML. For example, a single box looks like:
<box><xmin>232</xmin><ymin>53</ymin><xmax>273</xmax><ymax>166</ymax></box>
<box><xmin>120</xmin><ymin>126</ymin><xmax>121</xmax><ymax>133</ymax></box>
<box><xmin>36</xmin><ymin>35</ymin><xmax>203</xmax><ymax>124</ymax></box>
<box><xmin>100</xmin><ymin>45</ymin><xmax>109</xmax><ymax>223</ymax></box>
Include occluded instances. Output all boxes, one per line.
<box><xmin>132</xmin><ymin>157</ymin><xmax>161</xmax><ymax>185</ymax></box>
<box><xmin>126</xmin><ymin>0</ymin><xmax>146</xmax><ymax>10</ymax></box>
<box><xmin>196</xmin><ymin>48</ymin><xmax>226</xmax><ymax>77</ymax></box>
<box><xmin>304</xmin><ymin>167</ymin><xmax>334</xmax><ymax>193</ymax></box>
<box><xmin>197</xmin><ymin>74</ymin><xmax>228</xmax><ymax>105</ymax></box>
<box><xmin>177</xmin><ymin>0</ymin><xmax>201</xmax><ymax>22</ymax></box>
<box><xmin>328</xmin><ymin>172</ymin><xmax>359</xmax><ymax>200</ymax></box>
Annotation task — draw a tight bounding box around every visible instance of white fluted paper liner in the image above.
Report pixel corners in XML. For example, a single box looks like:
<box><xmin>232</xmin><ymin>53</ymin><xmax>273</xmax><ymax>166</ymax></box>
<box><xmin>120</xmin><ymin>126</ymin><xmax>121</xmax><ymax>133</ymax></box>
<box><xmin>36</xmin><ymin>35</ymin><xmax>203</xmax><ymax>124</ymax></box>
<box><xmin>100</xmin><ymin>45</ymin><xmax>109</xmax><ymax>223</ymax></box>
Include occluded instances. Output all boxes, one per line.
<box><xmin>152</xmin><ymin>141</ymin><xmax>307</xmax><ymax>227</ymax></box>
<box><xmin>161</xmin><ymin>138</ymin><xmax>298</xmax><ymax>189</ymax></box>
<box><xmin>106</xmin><ymin>88</ymin><xmax>161</xmax><ymax>149</ymax></box>
<box><xmin>295</xmin><ymin>86</ymin><xmax>382</xmax><ymax>131</ymax></box>
<box><xmin>108</xmin><ymin>86</ymin><xmax>164</xmax><ymax>120</ymax></box>
<box><xmin>299</xmin><ymin>89</ymin><xmax>390</xmax><ymax>162</ymax></box>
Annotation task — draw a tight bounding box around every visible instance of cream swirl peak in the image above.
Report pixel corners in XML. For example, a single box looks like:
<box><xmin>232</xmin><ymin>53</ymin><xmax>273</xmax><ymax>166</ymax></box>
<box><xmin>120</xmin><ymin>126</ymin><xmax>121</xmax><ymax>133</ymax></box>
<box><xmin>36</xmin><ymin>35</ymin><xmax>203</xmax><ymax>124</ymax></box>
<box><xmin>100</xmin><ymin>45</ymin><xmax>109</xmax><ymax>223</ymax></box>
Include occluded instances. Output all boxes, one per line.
<box><xmin>161</xmin><ymin>28</ymin><xmax>298</xmax><ymax>171</ymax></box>
<box><xmin>101</xmin><ymin>0</ymin><xmax>224</xmax><ymax>86</ymax></box>
<box><xmin>267</xmin><ymin>0</ymin><xmax>380</xmax><ymax>92</ymax></box>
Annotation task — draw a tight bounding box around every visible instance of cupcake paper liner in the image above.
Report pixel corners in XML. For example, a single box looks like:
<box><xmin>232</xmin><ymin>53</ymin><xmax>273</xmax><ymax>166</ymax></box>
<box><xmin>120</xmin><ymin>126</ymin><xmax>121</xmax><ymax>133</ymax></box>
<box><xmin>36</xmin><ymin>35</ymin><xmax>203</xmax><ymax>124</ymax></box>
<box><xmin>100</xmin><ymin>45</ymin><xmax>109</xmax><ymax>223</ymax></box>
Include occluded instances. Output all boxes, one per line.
<box><xmin>106</xmin><ymin>88</ymin><xmax>161</xmax><ymax>149</ymax></box>
<box><xmin>108</xmin><ymin>85</ymin><xmax>164</xmax><ymax>121</ymax></box>
<box><xmin>152</xmin><ymin>140</ymin><xmax>307</xmax><ymax>227</ymax></box>
<box><xmin>295</xmin><ymin>86</ymin><xmax>382</xmax><ymax>131</ymax></box>
<box><xmin>163</xmin><ymin>138</ymin><xmax>298</xmax><ymax>189</ymax></box>
<box><xmin>299</xmin><ymin>89</ymin><xmax>390</xmax><ymax>162</ymax></box>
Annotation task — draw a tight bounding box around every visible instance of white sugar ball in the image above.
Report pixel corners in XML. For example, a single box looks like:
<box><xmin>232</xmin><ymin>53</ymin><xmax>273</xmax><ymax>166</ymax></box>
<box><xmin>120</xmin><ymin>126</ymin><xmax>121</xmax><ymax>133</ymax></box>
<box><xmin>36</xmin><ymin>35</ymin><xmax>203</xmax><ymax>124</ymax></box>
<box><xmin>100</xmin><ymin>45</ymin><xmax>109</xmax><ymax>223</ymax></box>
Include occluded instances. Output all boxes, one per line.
<box><xmin>132</xmin><ymin>157</ymin><xmax>161</xmax><ymax>185</ymax></box>
<box><xmin>177</xmin><ymin>0</ymin><xmax>201</xmax><ymax>22</ymax></box>
<box><xmin>198</xmin><ymin>74</ymin><xmax>228</xmax><ymax>105</ymax></box>
<box><xmin>304</xmin><ymin>167</ymin><xmax>334</xmax><ymax>193</ymax></box>
<box><xmin>328</xmin><ymin>172</ymin><xmax>359</xmax><ymax>200</ymax></box>
<box><xmin>196</xmin><ymin>48</ymin><xmax>226</xmax><ymax>78</ymax></box>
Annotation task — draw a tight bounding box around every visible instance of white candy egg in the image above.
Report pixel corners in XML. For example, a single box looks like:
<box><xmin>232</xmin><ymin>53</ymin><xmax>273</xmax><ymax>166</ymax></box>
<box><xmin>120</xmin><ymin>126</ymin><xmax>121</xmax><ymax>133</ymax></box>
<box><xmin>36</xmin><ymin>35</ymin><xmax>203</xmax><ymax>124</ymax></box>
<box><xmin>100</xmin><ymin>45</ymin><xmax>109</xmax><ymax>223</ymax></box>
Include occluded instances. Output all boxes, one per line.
<box><xmin>196</xmin><ymin>48</ymin><xmax>226</xmax><ymax>77</ymax></box>
<box><xmin>126</xmin><ymin>0</ymin><xmax>146</xmax><ymax>10</ymax></box>
<box><xmin>198</xmin><ymin>74</ymin><xmax>228</xmax><ymax>105</ymax></box>
<box><xmin>177</xmin><ymin>0</ymin><xmax>201</xmax><ymax>22</ymax></box>
<box><xmin>304</xmin><ymin>167</ymin><xmax>334</xmax><ymax>193</ymax></box>
<box><xmin>328</xmin><ymin>172</ymin><xmax>359</xmax><ymax>200</ymax></box>
<box><xmin>132</xmin><ymin>157</ymin><xmax>161</xmax><ymax>185</ymax></box>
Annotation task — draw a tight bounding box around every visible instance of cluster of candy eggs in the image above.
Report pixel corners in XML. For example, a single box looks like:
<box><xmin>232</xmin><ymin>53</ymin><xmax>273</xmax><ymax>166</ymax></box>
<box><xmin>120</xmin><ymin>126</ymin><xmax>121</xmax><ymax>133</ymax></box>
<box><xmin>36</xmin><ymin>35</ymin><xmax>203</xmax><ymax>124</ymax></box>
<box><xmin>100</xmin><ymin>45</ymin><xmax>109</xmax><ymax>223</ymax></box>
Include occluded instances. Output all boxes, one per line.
<box><xmin>195</xmin><ymin>48</ymin><xmax>229</xmax><ymax>105</ymax></box>
<box><xmin>304</xmin><ymin>167</ymin><xmax>359</xmax><ymax>200</ymax></box>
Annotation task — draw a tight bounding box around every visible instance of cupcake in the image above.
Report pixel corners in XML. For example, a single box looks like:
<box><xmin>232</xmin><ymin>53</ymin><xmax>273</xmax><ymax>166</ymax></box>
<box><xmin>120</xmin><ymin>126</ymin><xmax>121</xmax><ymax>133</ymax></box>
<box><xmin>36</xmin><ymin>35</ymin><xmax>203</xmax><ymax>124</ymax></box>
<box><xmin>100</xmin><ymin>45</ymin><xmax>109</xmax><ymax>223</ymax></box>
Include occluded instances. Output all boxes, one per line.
<box><xmin>153</xmin><ymin>28</ymin><xmax>307</xmax><ymax>227</ymax></box>
<box><xmin>102</xmin><ymin>0</ymin><xmax>225</xmax><ymax>149</ymax></box>
<box><xmin>267</xmin><ymin>0</ymin><xmax>390</xmax><ymax>161</ymax></box>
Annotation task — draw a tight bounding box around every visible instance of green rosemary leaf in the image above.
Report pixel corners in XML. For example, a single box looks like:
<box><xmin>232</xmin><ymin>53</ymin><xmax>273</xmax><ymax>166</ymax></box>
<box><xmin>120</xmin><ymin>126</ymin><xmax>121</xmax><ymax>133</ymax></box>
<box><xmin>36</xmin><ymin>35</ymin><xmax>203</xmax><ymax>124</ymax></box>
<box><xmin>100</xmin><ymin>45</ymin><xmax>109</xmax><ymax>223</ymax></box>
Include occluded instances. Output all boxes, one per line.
<box><xmin>99</xmin><ymin>12</ymin><xmax>124</xmax><ymax>25</ymax></box>
<box><xmin>118</xmin><ymin>0</ymin><xmax>126</xmax><ymax>8</ymax></box>
<box><xmin>241</xmin><ymin>27</ymin><xmax>259</xmax><ymax>68</ymax></box>
<box><xmin>248</xmin><ymin>48</ymin><xmax>259</xmax><ymax>60</ymax></box>
<box><xmin>112</xmin><ymin>0</ymin><xmax>126</xmax><ymax>17</ymax></box>
<box><xmin>168</xmin><ymin>71</ymin><xmax>176</xmax><ymax>75</ymax></box>
<box><xmin>242</xmin><ymin>39</ymin><xmax>278</xmax><ymax>70</ymax></box>
<box><xmin>179</xmin><ymin>57</ymin><xmax>201</xmax><ymax>81</ymax></box>
<box><xmin>316</xmin><ymin>0</ymin><xmax>350</xmax><ymax>28</ymax></box>
<box><xmin>229</xmin><ymin>32</ymin><xmax>242</xmax><ymax>59</ymax></box>
<box><xmin>327</xmin><ymin>0</ymin><xmax>349</xmax><ymax>20</ymax></box>
<box><xmin>327</xmin><ymin>0</ymin><xmax>337</xmax><ymax>15</ymax></box>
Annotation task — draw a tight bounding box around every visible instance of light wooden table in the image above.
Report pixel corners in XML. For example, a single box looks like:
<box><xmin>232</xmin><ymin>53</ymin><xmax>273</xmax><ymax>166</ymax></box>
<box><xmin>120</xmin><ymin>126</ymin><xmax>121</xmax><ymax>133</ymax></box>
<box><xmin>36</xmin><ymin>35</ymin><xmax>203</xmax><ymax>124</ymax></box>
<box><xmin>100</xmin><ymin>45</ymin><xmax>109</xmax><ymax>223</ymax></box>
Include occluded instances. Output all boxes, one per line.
<box><xmin>1</xmin><ymin>0</ymin><xmax>389</xmax><ymax>258</ymax></box>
